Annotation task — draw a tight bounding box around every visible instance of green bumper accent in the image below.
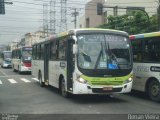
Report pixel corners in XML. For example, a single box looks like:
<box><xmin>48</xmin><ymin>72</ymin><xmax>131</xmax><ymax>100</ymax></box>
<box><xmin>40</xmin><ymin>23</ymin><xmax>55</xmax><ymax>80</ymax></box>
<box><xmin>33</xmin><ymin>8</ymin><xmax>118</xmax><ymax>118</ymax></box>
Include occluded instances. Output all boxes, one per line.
<box><xmin>81</xmin><ymin>74</ymin><xmax>132</xmax><ymax>86</ymax></box>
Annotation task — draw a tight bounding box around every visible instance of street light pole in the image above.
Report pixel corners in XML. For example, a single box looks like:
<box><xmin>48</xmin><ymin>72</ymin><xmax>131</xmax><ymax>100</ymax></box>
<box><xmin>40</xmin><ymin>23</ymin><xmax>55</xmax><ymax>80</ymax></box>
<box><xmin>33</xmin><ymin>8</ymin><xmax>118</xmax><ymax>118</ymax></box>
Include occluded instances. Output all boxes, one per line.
<box><xmin>4</xmin><ymin>2</ymin><xmax>13</xmax><ymax>4</ymax></box>
<box><xmin>127</xmin><ymin>6</ymin><xmax>150</xmax><ymax>31</ymax></box>
<box><xmin>71</xmin><ymin>8</ymin><xmax>79</xmax><ymax>29</ymax></box>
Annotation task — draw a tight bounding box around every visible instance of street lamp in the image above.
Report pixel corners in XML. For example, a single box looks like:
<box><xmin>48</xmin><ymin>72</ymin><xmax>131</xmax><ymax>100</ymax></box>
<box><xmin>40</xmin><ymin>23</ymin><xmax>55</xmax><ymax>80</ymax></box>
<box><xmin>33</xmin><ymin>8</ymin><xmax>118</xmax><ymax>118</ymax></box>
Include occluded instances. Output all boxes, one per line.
<box><xmin>126</xmin><ymin>6</ymin><xmax>151</xmax><ymax>31</ymax></box>
<box><xmin>4</xmin><ymin>2</ymin><xmax>13</xmax><ymax>4</ymax></box>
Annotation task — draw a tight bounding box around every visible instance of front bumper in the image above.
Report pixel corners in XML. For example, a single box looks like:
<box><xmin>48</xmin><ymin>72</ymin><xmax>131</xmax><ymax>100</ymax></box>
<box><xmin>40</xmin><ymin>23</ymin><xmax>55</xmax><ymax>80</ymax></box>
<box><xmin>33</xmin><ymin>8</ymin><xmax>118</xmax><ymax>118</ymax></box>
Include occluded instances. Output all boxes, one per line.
<box><xmin>20</xmin><ymin>66</ymin><xmax>32</xmax><ymax>72</ymax></box>
<box><xmin>73</xmin><ymin>81</ymin><xmax>133</xmax><ymax>94</ymax></box>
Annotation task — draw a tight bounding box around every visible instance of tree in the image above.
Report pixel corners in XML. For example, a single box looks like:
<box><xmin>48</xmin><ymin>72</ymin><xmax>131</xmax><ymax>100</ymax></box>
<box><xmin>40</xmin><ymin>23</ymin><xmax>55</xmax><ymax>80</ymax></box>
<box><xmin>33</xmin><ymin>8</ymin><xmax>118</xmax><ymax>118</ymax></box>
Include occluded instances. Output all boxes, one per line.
<box><xmin>98</xmin><ymin>11</ymin><xmax>157</xmax><ymax>35</ymax></box>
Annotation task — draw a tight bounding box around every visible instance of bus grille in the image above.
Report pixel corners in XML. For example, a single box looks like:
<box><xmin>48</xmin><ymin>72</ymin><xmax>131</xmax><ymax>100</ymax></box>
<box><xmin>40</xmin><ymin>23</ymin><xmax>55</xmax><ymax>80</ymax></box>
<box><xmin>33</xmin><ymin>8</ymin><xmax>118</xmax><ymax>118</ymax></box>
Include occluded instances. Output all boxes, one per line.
<box><xmin>90</xmin><ymin>81</ymin><xmax>124</xmax><ymax>85</ymax></box>
<box><xmin>92</xmin><ymin>88</ymin><xmax>122</xmax><ymax>93</ymax></box>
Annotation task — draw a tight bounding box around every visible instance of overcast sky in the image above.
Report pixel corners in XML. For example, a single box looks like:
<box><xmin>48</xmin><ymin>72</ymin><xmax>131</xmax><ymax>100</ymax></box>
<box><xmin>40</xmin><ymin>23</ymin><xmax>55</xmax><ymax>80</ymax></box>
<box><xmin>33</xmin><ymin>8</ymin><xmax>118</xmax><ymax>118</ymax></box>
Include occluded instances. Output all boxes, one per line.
<box><xmin>0</xmin><ymin>0</ymin><xmax>89</xmax><ymax>45</ymax></box>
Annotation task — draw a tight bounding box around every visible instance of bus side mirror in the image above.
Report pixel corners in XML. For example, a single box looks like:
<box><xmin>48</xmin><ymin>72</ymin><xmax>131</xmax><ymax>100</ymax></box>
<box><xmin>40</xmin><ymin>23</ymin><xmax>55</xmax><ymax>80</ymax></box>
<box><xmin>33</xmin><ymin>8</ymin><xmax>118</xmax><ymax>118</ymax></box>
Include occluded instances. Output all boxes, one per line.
<box><xmin>73</xmin><ymin>44</ymin><xmax>77</xmax><ymax>54</ymax></box>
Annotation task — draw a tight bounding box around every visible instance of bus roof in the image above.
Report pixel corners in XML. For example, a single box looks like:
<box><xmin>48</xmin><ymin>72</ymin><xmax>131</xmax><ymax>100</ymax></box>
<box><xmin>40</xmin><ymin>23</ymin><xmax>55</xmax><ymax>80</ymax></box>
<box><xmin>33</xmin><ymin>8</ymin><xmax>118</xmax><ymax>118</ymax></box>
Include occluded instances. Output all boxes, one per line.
<box><xmin>48</xmin><ymin>28</ymin><xmax>128</xmax><ymax>41</ymax></box>
<box><xmin>71</xmin><ymin>28</ymin><xmax>128</xmax><ymax>34</ymax></box>
<box><xmin>129</xmin><ymin>31</ymin><xmax>160</xmax><ymax>40</ymax></box>
<box><xmin>33</xmin><ymin>28</ymin><xmax>129</xmax><ymax>45</ymax></box>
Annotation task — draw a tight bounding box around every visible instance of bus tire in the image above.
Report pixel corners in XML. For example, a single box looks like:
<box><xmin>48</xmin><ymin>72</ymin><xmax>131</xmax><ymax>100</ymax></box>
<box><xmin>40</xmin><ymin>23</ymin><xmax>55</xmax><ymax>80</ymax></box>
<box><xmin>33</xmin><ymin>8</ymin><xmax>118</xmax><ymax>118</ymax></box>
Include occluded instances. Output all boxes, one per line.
<box><xmin>60</xmin><ymin>78</ymin><xmax>71</xmax><ymax>98</ymax></box>
<box><xmin>38</xmin><ymin>71</ymin><xmax>44</xmax><ymax>87</ymax></box>
<box><xmin>13</xmin><ymin>65</ymin><xmax>16</xmax><ymax>72</ymax></box>
<box><xmin>18</xmin><ymin>67</ymin><xmax>22</xmax><ymax>74</ymax></box>
<box><xmin>148</xmin><ymin>80</ymin><xmax>160</xmax><ymax>102</ymax></box>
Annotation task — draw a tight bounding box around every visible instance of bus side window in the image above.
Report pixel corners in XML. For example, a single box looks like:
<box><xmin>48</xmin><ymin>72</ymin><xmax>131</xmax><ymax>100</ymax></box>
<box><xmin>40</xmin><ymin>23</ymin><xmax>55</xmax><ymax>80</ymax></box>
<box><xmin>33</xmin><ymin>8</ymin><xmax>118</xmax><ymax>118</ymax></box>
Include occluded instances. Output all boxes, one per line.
<box><xmin>32</xmin><ymin>46</ymin><xmax>35</xmax><ymax>60</ymax></box>
<box><xmin>50</xmin><ymin>41</ymin><xmax>57</xmax><ymax>60</ymax></box>
<box><xmin>37</xmin><ymin>45</ymin><xmax>41</xmax><ymax>60</ymax></box>
<box><xmin>18</xmin><ymin>50</ymin><xmax>21</xmax><ymax>59</ymax></box>
<box><xmin>146</xmin><ymin>37</ymin><xmax>160</xmax><ymax>62</ymax></box>
<box><xmin>58</xmin><ymin>39</ymin><xmax>66</xmax><ymax>60</ymax></box>
<box><xmin>41</xmin><ymin>44</ymin><xmax>44</xmax><ymax>59</ymax></box>
<box><xmin>132</xmin><ymin>40</ymin><xmax>142</xmax><ymax>62</ymax></box>
<box><xmin>34</xmin><ymin>45</ymin><xmax>37</xmax><ymax>60</ymax></box>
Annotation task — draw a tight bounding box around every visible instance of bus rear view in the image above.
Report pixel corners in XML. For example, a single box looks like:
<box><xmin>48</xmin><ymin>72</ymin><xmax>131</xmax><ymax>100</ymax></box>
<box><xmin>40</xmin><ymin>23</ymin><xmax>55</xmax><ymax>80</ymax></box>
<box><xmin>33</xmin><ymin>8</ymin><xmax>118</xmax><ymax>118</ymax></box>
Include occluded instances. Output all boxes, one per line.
<box><xmin>21</xmin><ymin>47</ymin><xmax>32</xmax><ymax>71</ymax></box>
<box><xmin>12</xmin><ymin>47</ymin><xmax>32</xmax><ymax>74</ymax></box>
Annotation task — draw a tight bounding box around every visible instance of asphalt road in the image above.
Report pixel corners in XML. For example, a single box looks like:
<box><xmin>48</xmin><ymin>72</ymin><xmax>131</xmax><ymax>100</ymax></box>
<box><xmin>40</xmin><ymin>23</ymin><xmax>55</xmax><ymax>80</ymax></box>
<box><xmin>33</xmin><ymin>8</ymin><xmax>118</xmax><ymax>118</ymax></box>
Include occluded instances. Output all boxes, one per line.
<box><xmin>0</xmin><ymin>67</ymin><xmax>159</xmax><ymax>119</ymax></box>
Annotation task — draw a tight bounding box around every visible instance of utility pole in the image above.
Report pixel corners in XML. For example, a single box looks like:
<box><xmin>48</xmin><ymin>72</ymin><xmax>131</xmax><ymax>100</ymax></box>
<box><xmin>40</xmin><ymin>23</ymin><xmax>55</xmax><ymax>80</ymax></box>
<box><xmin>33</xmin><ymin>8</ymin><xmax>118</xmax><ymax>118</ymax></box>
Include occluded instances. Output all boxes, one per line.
<box><xmin>43</xmin><ymin>3</ymin><xmax>49</xmax><ymax>38</ymax></box>
<box><xmin>0</xmin><ymin>0</ymin><xmax>5</xmax><ymax>14</ymax></box>
<box><xmin>72</xmin><ymin>8</ymin><xmax>79</xmax><ymax>29</ymax></box>
<box><xmin>50</xmin><ymin>0</ymin><xmax>56</xmax><ymax>34</ymax></box>
<box><xmin>0</xmin><ymin>0</ymin><xmax>13</xmax><ymax>14</ymax></box>
<box><xmin>59</xmin><ymin>0</ymin><xmax>67</xmax><ymax>32</ymax></box>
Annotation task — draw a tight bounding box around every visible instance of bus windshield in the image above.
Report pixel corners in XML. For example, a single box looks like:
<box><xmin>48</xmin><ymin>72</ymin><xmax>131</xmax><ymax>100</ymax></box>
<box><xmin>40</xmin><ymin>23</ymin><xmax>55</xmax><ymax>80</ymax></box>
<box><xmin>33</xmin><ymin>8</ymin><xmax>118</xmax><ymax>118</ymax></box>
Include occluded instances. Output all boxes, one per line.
<box><xmin>22</xmin><ymin>50</ymin><xmax>32</xmax><ymax>62</ymax></box>
<box><xmin>77</xmin><ymin>34</ymin><xmax>131</xmax><ymax>70</ymax></box>
<box><xmin>3</xmin><ymin>52</ymin><xmax>12</xmax><ymax>59</ymax></box>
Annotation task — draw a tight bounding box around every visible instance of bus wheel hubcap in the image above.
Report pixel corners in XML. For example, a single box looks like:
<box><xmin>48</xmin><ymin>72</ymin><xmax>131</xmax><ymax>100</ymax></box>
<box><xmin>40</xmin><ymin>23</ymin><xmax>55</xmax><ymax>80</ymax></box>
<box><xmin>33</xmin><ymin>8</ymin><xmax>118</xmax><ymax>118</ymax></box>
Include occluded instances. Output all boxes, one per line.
<box><xmin>62</xmin><ymin>81</ymin><xmax>66</xmax><ymax>94</ymax></box>
<box><xmin>151</xmin><ymin>85</ymin><xmax>159</xmax><ymax>97</ymax></box>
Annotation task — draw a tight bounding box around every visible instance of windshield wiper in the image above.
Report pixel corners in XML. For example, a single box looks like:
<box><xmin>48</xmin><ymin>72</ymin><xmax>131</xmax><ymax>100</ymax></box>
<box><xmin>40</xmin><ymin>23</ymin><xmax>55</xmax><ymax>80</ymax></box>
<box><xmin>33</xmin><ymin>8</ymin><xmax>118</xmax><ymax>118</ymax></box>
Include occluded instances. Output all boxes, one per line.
<box><xmin>105</xmin><ymin>39</ymin><xmax>120</xmax><ymax>69</ymax></box>
<box><xmin>80</xmin><ymin>51</ymin><xmax>91</xmax><ymax>62</ymax></box>
<box><xmin>94</xmin><ymin>42</ymin><xmax>103</xmax><ymax>69</ymax></box>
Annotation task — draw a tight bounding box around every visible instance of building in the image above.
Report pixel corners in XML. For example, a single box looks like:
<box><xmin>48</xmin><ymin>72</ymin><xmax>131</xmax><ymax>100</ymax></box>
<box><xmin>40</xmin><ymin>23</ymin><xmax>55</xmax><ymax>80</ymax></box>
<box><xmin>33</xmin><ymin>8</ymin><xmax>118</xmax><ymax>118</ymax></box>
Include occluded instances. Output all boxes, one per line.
<box><xmin>24</xmin><ymin>33</ymin><xmax>33</xmax><ymax>47</ymax></box>
<box><xmin>79</xmin><ymin>0</ymin><xmax>105</xmax><ymax>28</ymax></box>
<box><xmin>79</xmin><ymin>0</ymin><xmax>158</xmax><ymax>28</ymax></box>
<box><xmin>104</xmin><ymin>0</ymin><xmax>158</xmax><ymax>17</ymax></box>
<box><xmin>32</xmin><ymin>30</ymin><xmax>44</xmax><ymax>45</ymax></box>
<box><xmin>24</xmin><ymin>31</ymin><xmax>44</xmax><ymax>46</ymax></box>
<box><xmin>9</xmin><ymin>30</ymin><xmax>44</xmax><ymax>50</ymax></box>
<box><xmin>9</xmin><ymin>39</ymin><xmax>19</xmax><ymax>51</ymax></box>
<box><xmin>18</xmin><ymin>37</ymin><xmax>25</xmax><ymax>48</ymax></box>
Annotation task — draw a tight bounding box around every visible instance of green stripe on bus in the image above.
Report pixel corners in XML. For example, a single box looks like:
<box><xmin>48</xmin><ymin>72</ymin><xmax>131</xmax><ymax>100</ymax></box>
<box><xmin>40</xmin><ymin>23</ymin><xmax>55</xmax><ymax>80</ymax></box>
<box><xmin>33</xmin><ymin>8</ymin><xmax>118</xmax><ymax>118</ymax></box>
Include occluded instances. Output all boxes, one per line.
<box><xmin>81</xmin><ymin>74</ymin><xmax>132</xmax><ymax>86</ymax></box>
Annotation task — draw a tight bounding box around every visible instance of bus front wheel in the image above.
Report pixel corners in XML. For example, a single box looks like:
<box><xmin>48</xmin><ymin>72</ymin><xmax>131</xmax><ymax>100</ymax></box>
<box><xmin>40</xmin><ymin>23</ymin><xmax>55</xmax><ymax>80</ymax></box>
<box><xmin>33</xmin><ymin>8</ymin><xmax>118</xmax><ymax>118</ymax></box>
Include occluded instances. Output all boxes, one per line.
<box><xmin>60</xmin><ymin>78</ymin><xmax>71</xmax><ymax>98</ymax></box>
<box><xmin>148</xmin><ymin>80</ymin><xmax>160</xmax><ymax>102</ymax></box>
<box><xmin>13</xmin><ymin>65</ymin><xmax>16</xmax><ymax>72</ymax></box>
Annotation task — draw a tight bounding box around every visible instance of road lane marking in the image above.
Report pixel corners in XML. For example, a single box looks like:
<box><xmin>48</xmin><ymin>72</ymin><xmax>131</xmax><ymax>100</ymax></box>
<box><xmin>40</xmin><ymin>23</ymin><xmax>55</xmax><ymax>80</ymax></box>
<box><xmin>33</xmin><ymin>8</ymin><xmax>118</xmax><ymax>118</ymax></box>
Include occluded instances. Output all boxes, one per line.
<box><xmin>20</xmin><ymin>78</ymin><xmax>31</xmax><ymax>83</ymax></box>
<box><xmin>8</xmin><ymin>79</ymin><xmax>17</xmax><ymax>84</ymax></box>
<box><xmin>0</xmin><ymin>80</ymin><xmax>2</xmax><ymax>84</ymax></box>
<box><xmin>0</xmin><ymin>76</ymin><xmax>10</xmax><ymax>78</ymax></box>
<box><xmin>0</xmin><ymin>75</ymin><xmax>30</xmax><ymax>77</ymax></box>
<box><xmin>0</xmin><ymin>69</ymin><xmax>8</xmax><ymax>76</ymax></box>
<box><xmin>32</xmin><ymin>78</ymin><xmax>39</xmax><ymax>82</ymax></box>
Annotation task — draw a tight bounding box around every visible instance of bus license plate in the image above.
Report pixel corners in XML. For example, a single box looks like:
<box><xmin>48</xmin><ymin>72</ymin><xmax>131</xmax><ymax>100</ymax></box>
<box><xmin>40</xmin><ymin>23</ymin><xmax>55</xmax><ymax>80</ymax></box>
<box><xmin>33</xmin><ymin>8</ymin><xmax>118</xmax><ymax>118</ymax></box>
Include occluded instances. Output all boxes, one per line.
<box><xmin>103</xmin><ymin>87</ymin><xmax>113</xmax><ymax>91</ymax></box>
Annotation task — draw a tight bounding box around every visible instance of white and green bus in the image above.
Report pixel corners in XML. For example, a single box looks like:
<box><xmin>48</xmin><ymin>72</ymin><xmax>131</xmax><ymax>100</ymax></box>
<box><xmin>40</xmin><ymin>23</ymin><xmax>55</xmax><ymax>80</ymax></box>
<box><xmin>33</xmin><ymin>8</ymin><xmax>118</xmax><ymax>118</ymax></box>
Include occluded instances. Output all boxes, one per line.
<box><xmin>130</xmin><ymin>31</ymin><xmax>160</xmax><ymax>102</ymax></box>
<box><xmin>32</xmin><ymin>29</ymin><xmax>133</xmax><ymax>97</ymax></box>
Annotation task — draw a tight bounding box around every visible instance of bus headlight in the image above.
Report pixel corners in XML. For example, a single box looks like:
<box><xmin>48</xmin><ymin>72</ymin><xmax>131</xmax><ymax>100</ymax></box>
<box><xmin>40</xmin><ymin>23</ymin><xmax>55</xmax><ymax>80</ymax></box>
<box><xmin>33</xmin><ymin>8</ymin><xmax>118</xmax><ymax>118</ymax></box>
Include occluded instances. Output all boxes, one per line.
<box><xmin>124</xmin><ymin>77</ymin><xmax>133</xmax><ymax>84</ymax></box>
<box><xmin>76</xmin><ymin>74</ymin><xmax>87</xmax><ymax>84</ymax></box>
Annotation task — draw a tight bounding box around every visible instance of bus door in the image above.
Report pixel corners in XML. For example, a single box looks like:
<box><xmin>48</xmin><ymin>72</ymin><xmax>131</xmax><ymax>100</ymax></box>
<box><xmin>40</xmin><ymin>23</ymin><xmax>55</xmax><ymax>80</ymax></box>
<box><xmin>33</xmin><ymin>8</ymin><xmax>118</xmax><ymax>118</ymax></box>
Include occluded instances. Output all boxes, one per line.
<box><xmin>66</xmin><ymin>39</ymin><xmax>74</xmax><ymax>91</ymax></box>
<box><xmin>44</xmin><ymin>43</ymin><xmax>50</xmax><ymax>83</ymax></box>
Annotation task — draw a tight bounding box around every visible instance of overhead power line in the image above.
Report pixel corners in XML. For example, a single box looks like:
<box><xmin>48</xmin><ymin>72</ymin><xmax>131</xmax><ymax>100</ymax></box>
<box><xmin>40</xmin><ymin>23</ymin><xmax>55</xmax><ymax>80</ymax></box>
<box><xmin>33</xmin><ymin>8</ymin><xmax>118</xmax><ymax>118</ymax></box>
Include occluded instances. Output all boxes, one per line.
<box><xmin>59</xmin><ymin>0</ymin><xmax>67</xmax><ymax>32</ymax></box>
